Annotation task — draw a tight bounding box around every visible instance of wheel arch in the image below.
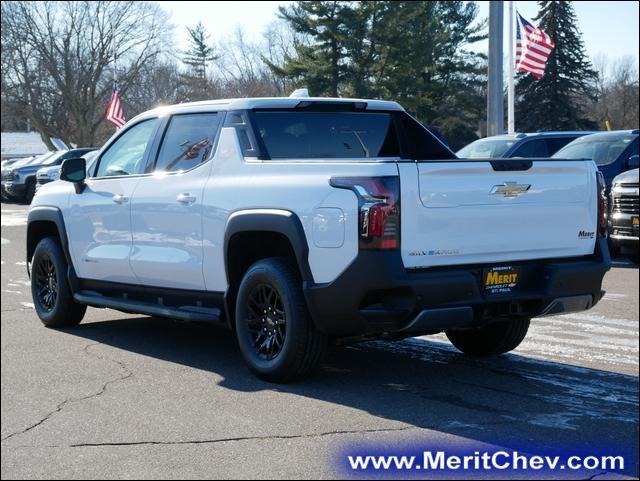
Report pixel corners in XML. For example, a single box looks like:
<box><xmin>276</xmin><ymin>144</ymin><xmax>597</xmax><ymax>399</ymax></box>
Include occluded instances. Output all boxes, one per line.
<box><xmin>26</xmin><ymin>206</ymin><xmax>72</xmax><ymax>273</ymax></box>
<box><xmin>223</xmin><ymin>209</ymin><xmax>313</xmax><ymax>327</ymax></box>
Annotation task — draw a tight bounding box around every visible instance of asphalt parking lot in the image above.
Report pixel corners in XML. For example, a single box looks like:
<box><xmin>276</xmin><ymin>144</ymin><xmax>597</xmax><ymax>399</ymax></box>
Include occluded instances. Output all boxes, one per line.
<box><xmin>1</xmin><ymin>201</ymin><xmax>638</xmax><ymax>479</ymax></box>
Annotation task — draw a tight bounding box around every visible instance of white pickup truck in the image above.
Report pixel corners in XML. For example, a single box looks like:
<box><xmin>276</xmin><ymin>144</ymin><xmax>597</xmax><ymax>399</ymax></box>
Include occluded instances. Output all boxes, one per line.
<box><xmin>27</xmin><ymin>96</ymin><xmax>611</xmax><ymax>382</ymax></box>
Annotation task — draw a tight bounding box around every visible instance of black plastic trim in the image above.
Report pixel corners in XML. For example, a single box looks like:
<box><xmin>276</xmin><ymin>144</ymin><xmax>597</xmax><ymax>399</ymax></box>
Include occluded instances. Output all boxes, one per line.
<box><xmin>490</xmin><ymin>159</ymin><xmax>533</xmax><ymax>171</ymax></box>
<box><xmin>538</xmin><ymin>294</ymin><xmax>594</xmax><ymax>317</ymax></box>
<box><xmin>26</xmin><ymin>206</ymin><xmax>81</xmax><ymax>291</ymax></box>
<box><xmin>303</xmin><ymin>238</ymin><xmax>611</xmax><ymax>337</ymax></box>
<box><xmin>223</xmin><ymin>209</ymin><xmax>312</xmax><ymax>283</ymax></box>
<box><xmin>75</xmin><ymin>279</ymin><xmax>226</xmax><ymax>323</ymax></box>
<box><xmin>27</xmin><ymin>206</ymin><xmax>72</xmax><ymax>266</ymax></box>
<box><xmin>400</xmin><ymin>307</ymin><xmax>475</xmax><ymax>333</ymax></box>
<box><xmin>74</xmin><ymin>292</ymin><xmax>221</xmax><ymax>323</ymax></box>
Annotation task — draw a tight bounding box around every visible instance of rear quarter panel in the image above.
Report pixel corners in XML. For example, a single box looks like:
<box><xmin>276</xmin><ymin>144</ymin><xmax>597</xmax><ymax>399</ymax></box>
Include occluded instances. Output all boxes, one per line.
<box><xmin>201</xmin><ymin>127</ymin><xmax>399</xmax><ymax>292</ymax></box>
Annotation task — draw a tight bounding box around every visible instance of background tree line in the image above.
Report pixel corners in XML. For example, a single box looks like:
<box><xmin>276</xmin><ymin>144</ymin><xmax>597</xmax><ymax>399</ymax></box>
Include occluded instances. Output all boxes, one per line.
<box><xmin>1</xmin><ymin>0</ymin><xmax>638</xmax><ymax>151</ymax></box>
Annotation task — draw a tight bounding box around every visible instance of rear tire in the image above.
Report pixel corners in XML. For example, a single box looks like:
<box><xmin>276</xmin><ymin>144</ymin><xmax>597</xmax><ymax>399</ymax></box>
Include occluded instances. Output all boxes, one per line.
<box><xmin>446</xmin><ymin>318</ymin><xmax>530</xmax><ymax>356</ymax></box>
<box><xmin>31</xmin><ymin>236</ymin><xmax>86</xmax><ymax>327</ymax></box>
<box><xmin>235</xmin><ymin>257</ymin><xmax>327</xmax><ymax>383</ymax></box>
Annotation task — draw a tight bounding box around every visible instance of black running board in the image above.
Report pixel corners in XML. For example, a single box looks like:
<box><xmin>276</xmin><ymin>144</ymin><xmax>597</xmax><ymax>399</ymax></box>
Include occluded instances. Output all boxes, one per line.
<box><xmin>74</xmin><ymin>291</ymin><xmax>222</xmax><ymax>323</ymax></box>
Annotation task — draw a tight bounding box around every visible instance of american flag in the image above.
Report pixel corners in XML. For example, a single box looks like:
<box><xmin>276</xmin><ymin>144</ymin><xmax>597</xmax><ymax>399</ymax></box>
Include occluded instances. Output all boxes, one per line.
<box><xmin>105</xmin><ymin>82</ymin><xmax>126</xmax><ymax>128</ymax></box>
<box><xmin>516</xmin><ymin>12</ymin><xmax>555</xmax><ymax>79</ymax></box>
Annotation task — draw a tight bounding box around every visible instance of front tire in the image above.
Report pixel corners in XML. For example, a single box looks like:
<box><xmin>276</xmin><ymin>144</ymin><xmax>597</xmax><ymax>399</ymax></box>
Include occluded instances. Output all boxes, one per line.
<box><xmin>25</xmin><ymin>179</ymin><xmax>36</xmax><ymax>204</ymax></box>
<box><xmin>31</xmin><ymin>236</ymin><xmax>86</xmax><ymax>327</ymax></box>
<box><xmin>235</xmin><ymin>257</ymin><xmax>327</xmax><ymax>383</ymax></box>
<box><xmin>446</xmin><ymin>318</ymin><xmax>530</xmax><ymax>356</ymax></box>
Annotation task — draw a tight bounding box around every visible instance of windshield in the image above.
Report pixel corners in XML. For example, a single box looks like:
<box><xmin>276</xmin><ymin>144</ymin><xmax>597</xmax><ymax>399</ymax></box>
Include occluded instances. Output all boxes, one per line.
<box><xmin>10</xmin><ymin>156</ymin><xmax>35</xmax><ymax>168</ymax></box>
<box><xmin>28</xmin><ymin>152</ymin><xmax>58</xmax><ymax>165</ymax></box>
<box><xmin>457</xmin><ymin>139</ymin><xmax>516</xmax><ymax>158</ymax></box>
<box><xmin>552</xmin><ymin>135</ymin><xmax>636</xmax><ymax>166</ymax></box>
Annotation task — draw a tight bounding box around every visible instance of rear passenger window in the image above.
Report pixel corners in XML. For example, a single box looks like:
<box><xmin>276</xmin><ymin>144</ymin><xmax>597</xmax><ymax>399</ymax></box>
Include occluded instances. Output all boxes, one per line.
<box><xmin>253</xmin><ymin>111</ymin><xmax>401</xmax><ymax>160</ymax></box>
<box><xmin>546</xmin><ymin>137</ymin><xmax>575</xmax><ymax>155</ymax></box>
<box><xmin>154</xmin><ymin>113</ymin><xmax>220</xmax><ymax>172</ymax></box>
<box><xmin>512</xmin><ymin>140</ymin><xmax>549</xmax><ymax>158</ymax></box>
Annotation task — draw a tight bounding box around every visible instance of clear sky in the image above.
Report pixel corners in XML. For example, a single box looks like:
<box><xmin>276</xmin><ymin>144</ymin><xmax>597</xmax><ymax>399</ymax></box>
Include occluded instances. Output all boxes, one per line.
<box><xmin>158</xmin><ymin>1</ymin><xmax>640</xmax><ymax>64</ymax></box>
<box><xmin>474</xmin><ymin>1</ymin><xmax>640</xmax><ymax>63</ymax></box>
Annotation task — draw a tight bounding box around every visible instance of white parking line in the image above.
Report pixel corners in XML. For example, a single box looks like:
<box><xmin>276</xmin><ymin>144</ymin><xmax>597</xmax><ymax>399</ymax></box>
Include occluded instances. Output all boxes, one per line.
<box><xmin>0</xmin><ymin>211</ymin><xmax>28</xmax><ymax>227</ymax></box>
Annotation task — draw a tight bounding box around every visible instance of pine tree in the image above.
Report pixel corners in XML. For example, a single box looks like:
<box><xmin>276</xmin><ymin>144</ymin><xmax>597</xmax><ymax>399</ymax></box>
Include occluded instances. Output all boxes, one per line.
<box><xmin>182</xmin><ymin>22</ymin><xmax>218</xmax><ymax>100</ymax></box>
<box><xmin>268</xmin><ymin>1</ymin><xmax>486</xmax><ymax>150</ymax></box>
<box><xmin>266</xmin><ymin>2</ymin><xmax>355</xmax><ymax>97</ymax></box>
<box><xmin>515</xmin><ymin>1</ymin><xmax>598</xmax><ymax>131</ymax></box>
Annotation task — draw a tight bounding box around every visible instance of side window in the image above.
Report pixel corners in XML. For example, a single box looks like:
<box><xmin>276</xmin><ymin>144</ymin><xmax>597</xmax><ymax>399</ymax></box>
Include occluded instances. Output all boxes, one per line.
<box><xmin>627</xmin><ymin>139</ymin><xmax>639</xmax><ymax>158</ymax></box>
<box><xmin>95</xmin><ymin>119</ymin><xmax>159</xmax><ymax>177</ymax></box>
<box><xmin>154</xmin><ymin>113</ymin><xmax>220</xmax><ymax>172</ymax></box>
<box><xmin>511</xmin><ymin>139</ymin><xmax>549</xmax><ymax>158</ymax></box>
<box><xmin>546</xmin><ymin>137</ymin><xmax>575</xmax><ymax>156</ymax></box>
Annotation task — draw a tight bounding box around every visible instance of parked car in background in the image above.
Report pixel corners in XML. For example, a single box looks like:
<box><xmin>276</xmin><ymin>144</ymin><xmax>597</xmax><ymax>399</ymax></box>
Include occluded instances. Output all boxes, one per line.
<box><xmin>2</xmin><ymin>148</ymin><xmax>97</xmax><ymax>203</ymax></box>
<box><xmin>552</xmin><ymin>130</ymin><xmax>639</xmax><ymax>191</ymax></box>
<box><xmin>2</xmin><ymin>155</ymin><xmax>36</xmax><ymax>170</ymax></box>
<box><xmin>456</xmin><ymin>131</ymin><xmax>594</xmax><ymax>159</ymax></box>
<box><xmin>608</xmin><ymin>168</ymin><xmax>639</xmax><ymax>259</ymax></box>
<box><xmin>36</xmin><ymin>150</ymin><xmax>99</xmax><ymax>190</ymax></box>
<box><xmin>2</xmin><ymin>152</ymin><xmax>55</xmax><ymax>201</ymax></box>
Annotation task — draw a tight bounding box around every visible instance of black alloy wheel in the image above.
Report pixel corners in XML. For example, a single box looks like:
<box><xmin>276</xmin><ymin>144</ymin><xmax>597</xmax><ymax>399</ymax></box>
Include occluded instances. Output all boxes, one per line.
<box><xmin>31</xmin><ymin>236</ymin><xmax>86</xmax><ymax>327</ymax></box>
<box><xmin>246</xmin><ymin>283</ymin><xmax>288</xmax><ymax>361</ymax></box>
<box><xmin>34</xmin><ymin>253</ymin><xmax>58</xmax><ymax>312</ymax></box>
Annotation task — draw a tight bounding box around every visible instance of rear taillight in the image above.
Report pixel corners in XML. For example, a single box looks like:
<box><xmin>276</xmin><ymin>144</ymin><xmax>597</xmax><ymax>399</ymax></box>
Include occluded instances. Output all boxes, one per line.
<box><xmin>596</xmin><ymin>171</ymin><xmax>607</xmax><ymax>238</ymax></box>
<box><xmin>330</xmin><ymin>176</ymin><xmax>400</xmax><ymax>250</ymax></box>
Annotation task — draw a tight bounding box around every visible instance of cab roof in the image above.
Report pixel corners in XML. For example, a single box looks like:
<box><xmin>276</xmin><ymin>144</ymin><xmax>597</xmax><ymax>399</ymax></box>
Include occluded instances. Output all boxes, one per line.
<box><xmin>133</xmin><ymin>97</ymin><xmax>405</xmax><ymax>123</ymax></box>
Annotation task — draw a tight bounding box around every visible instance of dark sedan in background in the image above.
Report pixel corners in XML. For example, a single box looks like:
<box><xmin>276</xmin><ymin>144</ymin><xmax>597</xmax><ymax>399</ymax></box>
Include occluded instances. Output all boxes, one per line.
<box><xmin>456</xmin><ymin>131</ymin><xmax>594</xmax><ymax>159</ymax></box>
<box><xmin>552</xmin><ymin>130</ymin><xmax>639</xmax><ymax>191</ymax></box>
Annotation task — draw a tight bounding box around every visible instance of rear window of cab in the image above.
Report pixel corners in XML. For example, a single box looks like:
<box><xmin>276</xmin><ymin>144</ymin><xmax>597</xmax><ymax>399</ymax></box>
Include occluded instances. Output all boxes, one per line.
<box><xmin>248</xmin><ymin>110</ymin><xmax>455</xmax><ymax>161</ymax></box>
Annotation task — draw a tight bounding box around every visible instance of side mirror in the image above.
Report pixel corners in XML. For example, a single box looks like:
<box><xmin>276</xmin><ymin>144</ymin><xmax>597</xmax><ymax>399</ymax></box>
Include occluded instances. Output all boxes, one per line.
<box><xmin>627</xmin><ymin>154</ymin><xmax>639</xmax><ymax>170</ymax></box>
<box><xmin>60</xmin><ymin>157</ymin><xmax>87</xmax><ymax>192</ymax></box>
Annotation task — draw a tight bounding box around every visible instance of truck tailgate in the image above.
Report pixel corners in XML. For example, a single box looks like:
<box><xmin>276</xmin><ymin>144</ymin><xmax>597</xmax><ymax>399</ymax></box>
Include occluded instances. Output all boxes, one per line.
<box><xmin>398</xmin><ymin>160</ymin><xmax>599</xmax><ymax>269</ymax></box>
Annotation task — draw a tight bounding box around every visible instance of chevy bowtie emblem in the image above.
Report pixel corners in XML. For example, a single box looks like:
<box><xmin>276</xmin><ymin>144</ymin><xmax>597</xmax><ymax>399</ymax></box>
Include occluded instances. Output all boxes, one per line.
<box><xmin>490</xmin><ymin>182</ymin><xmax>531</xmax><ymax>197</ymax></box>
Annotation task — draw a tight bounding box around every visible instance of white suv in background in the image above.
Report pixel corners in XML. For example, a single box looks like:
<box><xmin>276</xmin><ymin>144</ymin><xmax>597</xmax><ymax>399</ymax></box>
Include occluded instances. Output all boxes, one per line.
<box><xmin>36</xmin><ymin>150</ymin><xmax>100</xmax><ymax>191</ymax></box>
<box><xmin>27</xmin><ymin>96</ymin><xmax>610</xmax><ymax>382</ymax></box>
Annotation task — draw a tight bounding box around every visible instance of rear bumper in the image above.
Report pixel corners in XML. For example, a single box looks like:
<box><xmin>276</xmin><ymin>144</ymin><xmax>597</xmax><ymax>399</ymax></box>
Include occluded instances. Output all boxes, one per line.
<box><xmin>304</xmin><ymin>238</ymin><xmax>611</xmax><ymax>337</ymax></box>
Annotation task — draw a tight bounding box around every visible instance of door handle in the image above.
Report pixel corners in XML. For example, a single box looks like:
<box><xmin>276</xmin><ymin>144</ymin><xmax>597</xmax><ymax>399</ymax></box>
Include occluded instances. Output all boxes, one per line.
<box><xmin>177</xmin><ymin>193</ymin><xmax>196</xmax><ymax>205</ymax></box>
<box><xmin>112</xmin><ymin>194</ymin><xmax>129</xmax><ymax>204</ymax></box>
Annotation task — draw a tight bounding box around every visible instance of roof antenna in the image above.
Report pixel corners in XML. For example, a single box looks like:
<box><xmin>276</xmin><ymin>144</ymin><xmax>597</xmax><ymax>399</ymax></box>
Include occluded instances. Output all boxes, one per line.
<box><xmin>289</xmin><ymin>88</ymin><xmax>309</xmax><ymax>98</ymax></box>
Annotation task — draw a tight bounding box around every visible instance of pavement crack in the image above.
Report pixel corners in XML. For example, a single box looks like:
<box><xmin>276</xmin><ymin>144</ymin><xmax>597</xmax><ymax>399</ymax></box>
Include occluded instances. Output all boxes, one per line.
<box><xmin>1</xmin><ymin>343</ymin><xmax>133</xmax><ymax>443</ymax></box>
<box><xmin>5</xmin><ymin>426</ymin><xmax>416</xmax><ymax>449</ymax></box>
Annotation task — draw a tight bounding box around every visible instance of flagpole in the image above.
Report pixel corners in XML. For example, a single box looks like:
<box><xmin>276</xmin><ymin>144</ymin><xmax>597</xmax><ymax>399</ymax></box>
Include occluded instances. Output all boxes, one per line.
<box><xmin>507</xmin><ymin>1</ymin><xmax>515</xmax><ymax>134</ymax></box>
<box><xmin>112</xmin><ymin>21</ymin><xmax>117</xmax><ymax>86</ymax></box>
<box><xmin>487</xmin><ymin>1</ymin><xmax>504</xmax><ymax>136</ymax></box>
